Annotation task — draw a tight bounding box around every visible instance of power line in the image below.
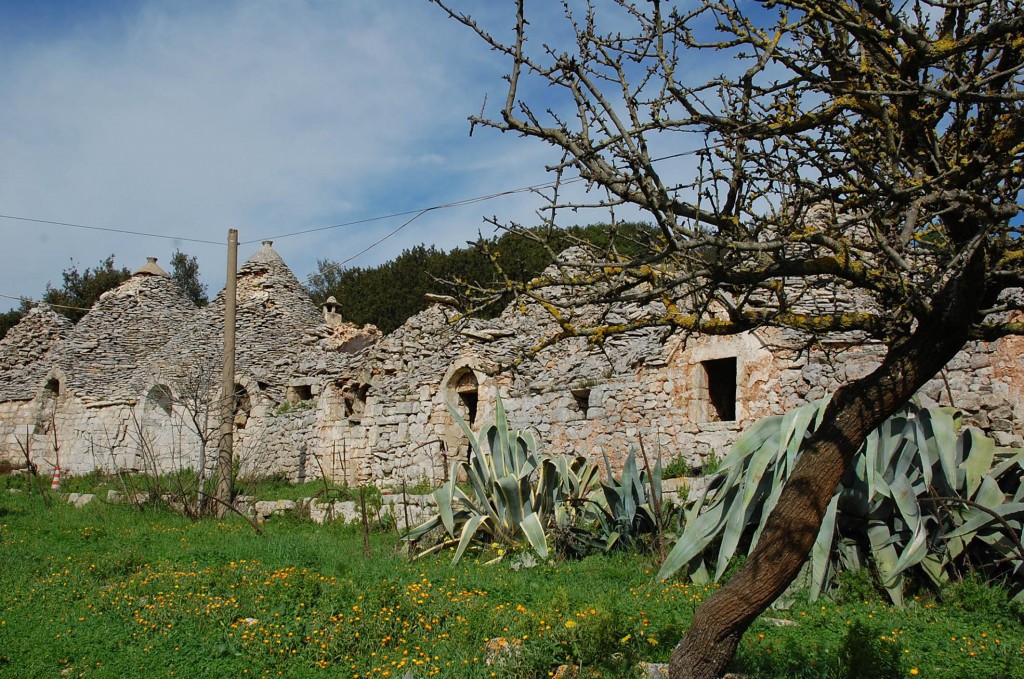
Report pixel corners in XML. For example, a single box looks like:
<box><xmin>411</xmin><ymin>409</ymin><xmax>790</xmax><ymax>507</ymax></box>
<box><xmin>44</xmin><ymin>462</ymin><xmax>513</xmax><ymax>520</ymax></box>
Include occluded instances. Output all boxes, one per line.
<box><xmin>242</xmin><ymin>177</ymin><xmax>588</xmax><ymax>245</ymax></box>
<box><xmin>0</xmin><ymin>144</ymin><xmax>714</xmax><ymax>269</ymax></box>
<box><xmin>0</xmin><ymin>214</ymin><xmax>223</xmax><ymax>245</ymax></box>
<box><xmin>0</xmin><ymin>292</ymin><xmax>93</xmax><ymax>313</ymax></box>
<box><xmin>244</xmin><ymin>146</ymin><xmax>715</xmax><ymax>246</ymax></box>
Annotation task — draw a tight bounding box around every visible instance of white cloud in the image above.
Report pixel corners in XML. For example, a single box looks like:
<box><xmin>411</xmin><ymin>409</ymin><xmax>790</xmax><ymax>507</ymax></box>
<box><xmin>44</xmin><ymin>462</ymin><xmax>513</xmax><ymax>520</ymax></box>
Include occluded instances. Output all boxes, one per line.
<box><xmin>0</xmin><ymin>1</ymin><xmax>678</xmax><ymax>309</ymax></box>
<box><xmin>0</xmin><ymin>0</ymin><xmax>549</xmax><ymax>304</ymax></box>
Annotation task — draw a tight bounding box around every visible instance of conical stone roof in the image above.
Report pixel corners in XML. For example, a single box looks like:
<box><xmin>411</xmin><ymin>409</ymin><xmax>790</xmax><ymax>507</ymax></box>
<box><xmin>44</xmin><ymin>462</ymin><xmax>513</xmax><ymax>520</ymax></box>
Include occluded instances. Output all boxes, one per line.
<box><xmin>49</xmin><ymin>263</ymin><xmax>197</xmax><ymax>404</ymax></box>
<box><xmin>141</xmin><ymin>241</ymin><xmax>322</xmax><ymax>402</ymax></box>
<box><xmin>0</xmin><ymin>304</ymin><xmax>73</xmax><ymax>401</ymax></box>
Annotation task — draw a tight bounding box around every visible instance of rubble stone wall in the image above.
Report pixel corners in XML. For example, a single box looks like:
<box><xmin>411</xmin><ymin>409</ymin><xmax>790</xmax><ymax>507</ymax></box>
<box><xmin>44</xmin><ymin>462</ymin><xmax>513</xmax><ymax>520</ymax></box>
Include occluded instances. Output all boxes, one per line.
<box><xmin>1</xmin><ymin>244</ymin><xmax>1021</xmax><ymax>488</ymax></box>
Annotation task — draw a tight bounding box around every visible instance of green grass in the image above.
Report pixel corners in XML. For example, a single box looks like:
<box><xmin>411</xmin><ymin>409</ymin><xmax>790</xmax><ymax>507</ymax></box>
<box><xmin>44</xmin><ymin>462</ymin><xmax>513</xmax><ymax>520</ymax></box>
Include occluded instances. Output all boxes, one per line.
<box><xmin>1</xmin><ymin>490</ymin><xmax>1022</xmax><ymax>678</ymax></box>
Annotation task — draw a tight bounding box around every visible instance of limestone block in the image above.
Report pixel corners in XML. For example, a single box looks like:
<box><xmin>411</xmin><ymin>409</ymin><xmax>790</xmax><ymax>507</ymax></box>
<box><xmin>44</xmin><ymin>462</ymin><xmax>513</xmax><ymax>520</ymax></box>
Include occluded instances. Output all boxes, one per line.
<box><xmin>66</xmin><ymin>493</ymin><xmax>96</xmax><ymax>508</ymax></box>
<box><xmin>254</xmin><ymin>499</ymin><xmax>296</xmax><ymax>521</ymax></box>
<box><xmin>993</xmin><ymin>431</ymin><xmax>1023</xmax><ymax>447</ymax></box>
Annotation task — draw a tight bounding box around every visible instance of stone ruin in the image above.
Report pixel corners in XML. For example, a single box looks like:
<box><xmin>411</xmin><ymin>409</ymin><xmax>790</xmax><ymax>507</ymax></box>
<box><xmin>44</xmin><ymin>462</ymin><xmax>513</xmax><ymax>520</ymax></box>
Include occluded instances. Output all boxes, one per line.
<box><xmin>0</xmin><ymin>241</ymin><xmax>1021</xmax><ymax>487</ymax></box>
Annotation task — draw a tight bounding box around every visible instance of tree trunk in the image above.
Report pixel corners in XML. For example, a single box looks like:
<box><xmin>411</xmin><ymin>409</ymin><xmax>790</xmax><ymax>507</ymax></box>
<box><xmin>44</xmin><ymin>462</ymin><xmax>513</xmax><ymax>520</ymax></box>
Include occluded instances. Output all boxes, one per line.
<box><xmin>669</xmin><ymin>287</ymin><xmax>981</xmax><ymax>677</ymax></box>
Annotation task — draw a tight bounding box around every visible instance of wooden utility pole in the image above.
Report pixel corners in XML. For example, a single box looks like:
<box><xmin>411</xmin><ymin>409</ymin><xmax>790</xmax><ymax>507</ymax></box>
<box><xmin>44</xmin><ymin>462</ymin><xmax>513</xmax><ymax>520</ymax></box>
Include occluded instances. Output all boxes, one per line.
<box><xmin>215</xmin><ymin>229</ymin><xmax>238</xmax><ymax>517</ymax></box>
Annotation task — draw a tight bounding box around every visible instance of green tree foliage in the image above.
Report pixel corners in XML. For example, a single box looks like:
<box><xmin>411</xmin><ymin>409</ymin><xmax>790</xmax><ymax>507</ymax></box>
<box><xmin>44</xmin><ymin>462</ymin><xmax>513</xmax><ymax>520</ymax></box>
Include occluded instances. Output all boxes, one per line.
<box><xmin>308</xmin><ymin>223</ymin><xmax>655</xmax><ymax>333</ymax></box>
<box><xmin>43</xmin><ymin>255</ymin><xmax>131</xmax><ymax>324</ymax></box>
<box><xmin>0</xmin><ymin>298</ymin><xmax>32</xmax><ymax>341</ymax></box>
<box><xmin>170</xmin><ymin>250</ymin><xmax>209</xmax><ymax>307</ymax></box>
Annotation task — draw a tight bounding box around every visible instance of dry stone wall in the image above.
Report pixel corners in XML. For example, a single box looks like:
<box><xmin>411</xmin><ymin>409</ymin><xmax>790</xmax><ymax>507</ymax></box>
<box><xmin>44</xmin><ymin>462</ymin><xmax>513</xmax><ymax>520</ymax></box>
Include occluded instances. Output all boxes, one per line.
<box><xmin>0</xmin><ymin>242</ymin><xmax>1020</xmax><ymax>488</ymax></box>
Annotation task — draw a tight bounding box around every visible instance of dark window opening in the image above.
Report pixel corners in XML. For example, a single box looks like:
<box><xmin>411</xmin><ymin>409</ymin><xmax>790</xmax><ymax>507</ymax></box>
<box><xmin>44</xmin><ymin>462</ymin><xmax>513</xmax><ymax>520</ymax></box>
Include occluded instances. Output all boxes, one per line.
<box><xmin>458</xmin><ymin>391</ymin><xmax>479</xmax><ymax>427</ymax></box>
<box><xmin>35</xmin><ymin>378</ymin><xmax>61</xmax><ymax>435</ymax></box>
<box><xmin>286</xmin><ymin>384</ymin><xmax>313</xmax><ymax>404</ymax></box>
<box><xmin>703</xmin><ymin>357</ymin><xmax>737</xmax><ymax>422</ymax></box>
<box><xmin>44</xmin><ymin>378</ymin><xmax>60</xmax><ymax>397</ymax></box>
<box><xmin>345</xmin><ymin>383</ymin><xmax>370</xmax><ymax>421</ymax></box>
<box><xmin>571</xmin><ymin>388</ymin><xmax>591</xmax><ymax>418</ymax></box>
<box><xmin>453</xmin><ymin>370</ymin><xmax>479</xmax><ymax>427</ymax></box>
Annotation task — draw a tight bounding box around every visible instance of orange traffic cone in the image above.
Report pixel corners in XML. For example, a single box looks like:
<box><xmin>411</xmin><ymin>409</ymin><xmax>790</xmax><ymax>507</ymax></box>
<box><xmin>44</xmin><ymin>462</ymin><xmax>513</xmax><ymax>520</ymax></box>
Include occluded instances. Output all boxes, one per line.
<box><xmin>51</xmin><ymin>466</ymin><xmax>61</xmax><ymax>491</ymax></box>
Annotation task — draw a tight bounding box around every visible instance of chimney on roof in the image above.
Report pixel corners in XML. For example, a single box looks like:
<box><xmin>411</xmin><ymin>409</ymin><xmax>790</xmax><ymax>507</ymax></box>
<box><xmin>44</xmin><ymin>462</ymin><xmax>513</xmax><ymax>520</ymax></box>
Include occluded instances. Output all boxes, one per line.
<box><xmin>134</xmin><ymin>257</ymin><xmax>169</xmax><ymax>277</ymax></box>
<box><xmin>262</xmin><ymin>240</ymin><xmax>273</xmax><ymax>247</ymax></box>
<box><xmin>322</xmin><ymin>295</ymin><xmax>343</xmax><ymax>327</ymax></box>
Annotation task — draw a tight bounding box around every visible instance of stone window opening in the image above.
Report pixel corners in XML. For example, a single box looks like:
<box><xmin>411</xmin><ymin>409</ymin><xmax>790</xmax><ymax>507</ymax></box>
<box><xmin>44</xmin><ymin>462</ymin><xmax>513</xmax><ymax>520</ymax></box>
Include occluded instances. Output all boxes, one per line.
<box><xmin>286</xmin><ymin>384</ymin><xmax>314</xmax><ymax>404</ymax></box>
<box><xmin>571</xmin><ymin>387</ymin><xmax>591</xmax><ymax>418</ymax></box>
<box><xmin>702</xmin><ymin>357</ymin><xmax>737</xmax><ymax>422</ymax></box>
<box><xmin>44</xmin><ymin>378</ymin><xmax>61</xmax><ymax>397</ymax></box>
<box><xmin>35</xmin><ymin>378</ymin><xmax>61</xmax><ymax>435</ymax></box>
<box><xmin>344</xmin><ymin>383</ymin><xmax>370</xmax><ymax>421</ymax></box>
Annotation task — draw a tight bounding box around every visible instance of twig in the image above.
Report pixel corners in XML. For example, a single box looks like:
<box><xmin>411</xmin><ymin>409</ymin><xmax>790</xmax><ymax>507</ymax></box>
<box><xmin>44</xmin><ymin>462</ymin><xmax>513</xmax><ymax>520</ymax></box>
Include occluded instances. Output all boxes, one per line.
<box><xmin>921</xmin><ymin>495</ymin><xmax>1024</xmax><ymax>565</ymax></box>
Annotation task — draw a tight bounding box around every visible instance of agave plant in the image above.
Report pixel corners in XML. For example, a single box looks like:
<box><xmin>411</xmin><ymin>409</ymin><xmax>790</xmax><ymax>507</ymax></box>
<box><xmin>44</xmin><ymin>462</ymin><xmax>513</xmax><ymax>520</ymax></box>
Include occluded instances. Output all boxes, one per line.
<box><xmin>404</xmin><ymin>396</ymin><xmax>600</xmax><ymax>563</ymax></box>
<box><xmin>658</xmin><ymin>397</ymin><xmax>1024</xmax><ymax>604</ymax></box>
<box><xmin>579</xmin><ymin>448</ymin><xmax>680</xmax><ymax>553</ymax></box>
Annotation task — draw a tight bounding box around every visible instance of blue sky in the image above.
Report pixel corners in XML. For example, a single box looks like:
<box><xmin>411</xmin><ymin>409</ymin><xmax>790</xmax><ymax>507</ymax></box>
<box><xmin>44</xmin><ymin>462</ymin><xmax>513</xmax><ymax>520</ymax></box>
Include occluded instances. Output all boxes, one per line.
<box><xmin>0</xmin><ymin>0</ymin><xmax>625</xmax><ymax>310</ymax></box>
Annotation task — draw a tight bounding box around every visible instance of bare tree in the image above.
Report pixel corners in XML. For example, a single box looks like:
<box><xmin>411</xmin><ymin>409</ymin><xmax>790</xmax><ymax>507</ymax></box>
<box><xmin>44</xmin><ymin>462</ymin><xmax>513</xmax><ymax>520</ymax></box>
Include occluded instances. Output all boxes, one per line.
<box><xmin>170</xmin><ymin>356</ymin><xmax>221</xmax><ymax>495</ymax></box>
<box><xmin>432</xmin><ymin>1</ymin><xmax>1024</xmax><ymax>676</ymax></box>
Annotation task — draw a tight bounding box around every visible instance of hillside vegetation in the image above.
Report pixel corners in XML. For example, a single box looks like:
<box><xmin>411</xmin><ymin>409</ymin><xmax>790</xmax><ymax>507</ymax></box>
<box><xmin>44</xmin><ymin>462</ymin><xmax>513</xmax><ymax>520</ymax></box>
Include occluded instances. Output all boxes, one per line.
<box><xmin>307</xmin><ymin>223</ymin><xmax>656</xmax><ymax>334</ymax></box>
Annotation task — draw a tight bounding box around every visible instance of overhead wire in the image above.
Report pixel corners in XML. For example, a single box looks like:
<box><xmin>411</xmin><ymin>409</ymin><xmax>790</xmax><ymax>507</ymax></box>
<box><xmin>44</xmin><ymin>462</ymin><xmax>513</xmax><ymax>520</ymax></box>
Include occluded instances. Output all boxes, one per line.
<box><xmin>0</xmin><ymin>292</ymin><xmax>94</xmax><ymax>313</ymax></box>
<box><xmin>0</xmin><ymin>214</ymin><xmax>223</xmax><ymax>245</ymax></box>
<box><xmin>240</xmin><ymin>177</ymin><xmax>589</xmax><ymax>245</ymax></box>
<box><xmin>0</xmin><ymin>143</ymin><xmax>716</xmax><ymax>286</ymax></box>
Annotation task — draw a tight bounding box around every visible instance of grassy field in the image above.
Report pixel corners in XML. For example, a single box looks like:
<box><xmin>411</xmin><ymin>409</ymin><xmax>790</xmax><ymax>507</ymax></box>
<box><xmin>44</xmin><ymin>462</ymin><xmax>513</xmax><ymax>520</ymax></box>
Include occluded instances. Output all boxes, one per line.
<box><xmin>1</xmin><ymin>489</ymin><xmax>1021</xmax><ymax>678</ymax></box>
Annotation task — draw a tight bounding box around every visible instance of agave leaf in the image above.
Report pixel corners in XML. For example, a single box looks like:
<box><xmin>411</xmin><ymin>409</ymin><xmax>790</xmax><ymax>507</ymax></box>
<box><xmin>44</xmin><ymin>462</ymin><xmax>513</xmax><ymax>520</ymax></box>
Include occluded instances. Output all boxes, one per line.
<box><xmin>975</xmin><ymin>474</ymin><xmax>1008</xmax><ymax>508</ymax></box>
<box><xmin>740</xmin><ymin>429</ymin><xmax>783</xmax><ymax>512</ymax></box>
<box><xmin>926</xmin><ymin>407</ymin><xmax>960</xmax><ymax>491</ymax></box>
<box><xmin>990</xmin><ymin>449</ymin><xmax>1024</xmax><ymax>479</ymax></box>
<box><xmin>500</xmin><ymin>474</ymin><xmax>531</xmax><ymax>527</ymax></box>
<box><xmin>715</xmin><ymin>415</ymin><xmax>782</xmax><ymax>472</ymax></box>
<box><xmin>863</xmin><ymin>428</ymin><xmax>881</xmax><ymax>503</ymax></box>
<box><xmin>452</xmin><ymin>515</ymin><xmax>488</xmax><ymax>564</ymax></box>
<box><xmin>733</xmin><ymin>467</ymin><xmax>778</xmax><ymax>561</ymax></box>
<box><xmin>494</xmin><ymin>397</ymin><xmax>510</xmax><ymax>469</ymax></box>
<box><xmin>919</xmin><ymin>551</ymin><xmax>949</xmax><ymax>588</ymax></box>
<box><xmin>810</xmin><ymin>493</ymin><xmax>841</xmax><ymax>601</ymax></box>
<box><xmin>576</xmin><ymin>458</ymin><xmax>602</xmax><ymax>495</ymax></box>
<box><xmin>447</xmin><ymin>403</ymin><xmax>481</xmax><ymax>455</ymax></box>
<box><xmin>434</xmin><ymin>481</ymin><xmax>456</xmax><ymax>536</ymax></box>
<box><xmin>781</xmin><ymin>398</ymin><xmax>825</xmax><ymax>470</ymax></box>
<box><xmin>520</xmin><ymin>512</ymin><xmax>548</xmax><ymax>559</ymax></box>
<box><xmin>944</xmin><ymin>502</ymin><xmax>1024</xmax><ymax>540</ymax></box>
<box><xmin>404</xmin><ymin>515</ymin><xmax>442</xmax><ymax>541</ymax></box>
<box><xmin>887</xmin><ymin>476</ymin><xmax>928</xmax><ymax>580</ymax></box>
<box><xmin>690</xmin><ymin>560</ymin><xmax>710</xmax><ymax>585</ymax></box>
<box><xmin>602</xmin><ymin>482</ymin><xmax>624</xmax><ymax>517</ymax></box>
<box><xmin>892</xmin><ymin>425</ymin><xmax>919</xmax><ymax>488</ymax></box>
<box><xmin>881</xmin><ymin>413</ymin><xmax>909</xmax><ymax>462</ymax></box>
<box><xmin>960</xmin><ymin>428</ymin><xmax>996</xmax><ymax>498</ymax></box>
<box><xmin>621</xmin><ymin>451</ymin><xmax>640</xmax><ymax>519</ymax></box>
<box><xmin>534</xmin><ymin>459</ymin><xmax>561</xmax><ymax>517</ymax></box>
<box><xmin>868</xmin><ymin>519</ymin><xmax>904</xmax><ymax>605</ymax></box>
<box><xmin>658</xmin><ymin>485</ymin><xmax>738</xmax><ymax>580</ymax></box>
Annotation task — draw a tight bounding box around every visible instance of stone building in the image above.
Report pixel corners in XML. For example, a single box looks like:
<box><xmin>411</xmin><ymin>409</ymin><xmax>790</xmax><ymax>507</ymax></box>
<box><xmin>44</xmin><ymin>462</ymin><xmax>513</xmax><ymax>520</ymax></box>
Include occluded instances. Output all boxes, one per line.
<box><xmin>0</xmin><ymin>242</ymin><xmax>1021</xmax><ymax>486</ymax></box>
